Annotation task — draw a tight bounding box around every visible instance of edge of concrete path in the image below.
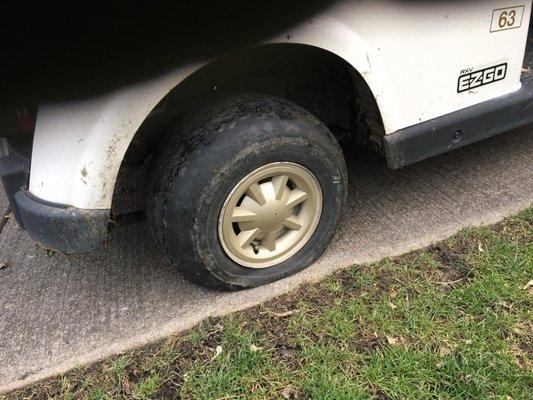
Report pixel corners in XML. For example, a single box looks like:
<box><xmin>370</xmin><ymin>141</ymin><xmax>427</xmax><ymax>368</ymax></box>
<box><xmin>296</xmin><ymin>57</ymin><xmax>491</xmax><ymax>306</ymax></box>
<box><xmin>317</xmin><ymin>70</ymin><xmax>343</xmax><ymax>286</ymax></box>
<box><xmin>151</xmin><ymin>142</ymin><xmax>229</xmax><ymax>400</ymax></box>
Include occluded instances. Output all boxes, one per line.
<box><xmin>1</xmin><ymin>201</ymin><xmax>530</xmax><ymax>395</ymax></box>
<box><xmin>0</xmin><ymin>211</ymin><xmax>11</xmax><ymax>236</ymax></box>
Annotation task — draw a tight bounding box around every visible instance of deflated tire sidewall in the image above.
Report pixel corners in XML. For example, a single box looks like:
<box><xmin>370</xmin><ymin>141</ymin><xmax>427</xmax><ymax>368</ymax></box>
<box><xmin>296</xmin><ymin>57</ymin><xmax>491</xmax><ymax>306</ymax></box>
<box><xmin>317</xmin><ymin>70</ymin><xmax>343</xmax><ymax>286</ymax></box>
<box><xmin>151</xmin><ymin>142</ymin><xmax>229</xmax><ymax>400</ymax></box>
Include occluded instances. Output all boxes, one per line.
<box><xmin>149</xmin><ymin>95</ymin><xmax>347</xmax><ymax>289</ymax></box>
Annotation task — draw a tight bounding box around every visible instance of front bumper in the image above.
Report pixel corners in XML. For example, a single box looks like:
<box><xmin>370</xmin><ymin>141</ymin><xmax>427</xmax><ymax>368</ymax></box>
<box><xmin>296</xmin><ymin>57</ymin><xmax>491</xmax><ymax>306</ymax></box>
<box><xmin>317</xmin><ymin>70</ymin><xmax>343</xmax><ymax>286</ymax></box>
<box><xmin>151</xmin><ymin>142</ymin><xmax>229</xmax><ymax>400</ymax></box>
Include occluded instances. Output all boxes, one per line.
<box><xmin>0</xmin><ymin>138</ymin><xmax>108</xmax><ymax>253</ymax></box>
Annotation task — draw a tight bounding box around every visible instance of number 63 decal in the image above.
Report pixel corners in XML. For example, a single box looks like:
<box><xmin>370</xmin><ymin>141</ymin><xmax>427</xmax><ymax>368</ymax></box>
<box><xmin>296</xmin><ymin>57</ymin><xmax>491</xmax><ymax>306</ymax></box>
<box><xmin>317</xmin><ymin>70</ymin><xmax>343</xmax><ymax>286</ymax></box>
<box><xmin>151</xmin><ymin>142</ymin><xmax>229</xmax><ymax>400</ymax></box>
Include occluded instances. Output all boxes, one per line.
<box><xmin>490</xmin><ymin>6</ymin><xmax>525</xmax><ymax>32</ymax></box>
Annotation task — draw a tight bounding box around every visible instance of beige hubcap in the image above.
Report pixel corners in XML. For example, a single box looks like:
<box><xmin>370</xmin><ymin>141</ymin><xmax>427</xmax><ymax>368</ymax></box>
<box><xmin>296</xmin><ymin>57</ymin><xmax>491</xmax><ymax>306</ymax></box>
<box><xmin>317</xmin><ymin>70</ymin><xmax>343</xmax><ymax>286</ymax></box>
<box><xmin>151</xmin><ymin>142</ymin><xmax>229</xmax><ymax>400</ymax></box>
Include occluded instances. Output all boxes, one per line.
<box><xmin>218</xmin><ymin>162</ymin><xmax>322</xmax><ymax>269</ymax></box>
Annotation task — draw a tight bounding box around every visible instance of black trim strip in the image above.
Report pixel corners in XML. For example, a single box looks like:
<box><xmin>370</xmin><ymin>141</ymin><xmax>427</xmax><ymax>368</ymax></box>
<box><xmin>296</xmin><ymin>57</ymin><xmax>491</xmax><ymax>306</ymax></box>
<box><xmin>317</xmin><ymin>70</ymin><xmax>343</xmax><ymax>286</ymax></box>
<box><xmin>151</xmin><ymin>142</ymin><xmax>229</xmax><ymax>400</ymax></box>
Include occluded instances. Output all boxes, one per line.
<box><xmin>384</xmin><ymin>76</ymin><xmax>533</xmax><ymax>169</ymax></box>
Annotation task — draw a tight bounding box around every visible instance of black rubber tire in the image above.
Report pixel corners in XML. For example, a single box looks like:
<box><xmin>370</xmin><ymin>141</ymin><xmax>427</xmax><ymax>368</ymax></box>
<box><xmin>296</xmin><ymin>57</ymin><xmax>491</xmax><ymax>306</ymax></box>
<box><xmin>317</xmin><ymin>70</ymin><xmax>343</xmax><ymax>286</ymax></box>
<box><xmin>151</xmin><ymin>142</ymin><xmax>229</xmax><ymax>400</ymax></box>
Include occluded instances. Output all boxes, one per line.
<box><xmin>147</xmin><ymin>94</ymin><xmax>347</xmax><ymax>290</ymax></box>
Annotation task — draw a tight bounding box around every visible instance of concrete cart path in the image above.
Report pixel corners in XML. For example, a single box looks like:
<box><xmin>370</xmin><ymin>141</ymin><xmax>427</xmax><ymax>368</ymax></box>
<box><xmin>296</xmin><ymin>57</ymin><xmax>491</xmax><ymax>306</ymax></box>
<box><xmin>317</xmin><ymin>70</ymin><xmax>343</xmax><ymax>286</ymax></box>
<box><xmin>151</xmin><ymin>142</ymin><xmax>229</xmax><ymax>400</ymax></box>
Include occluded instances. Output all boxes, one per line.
<box><xmin>0</xmin><ymin>128</ymin><xmax>532</xmax><ymax>393</ymax></box>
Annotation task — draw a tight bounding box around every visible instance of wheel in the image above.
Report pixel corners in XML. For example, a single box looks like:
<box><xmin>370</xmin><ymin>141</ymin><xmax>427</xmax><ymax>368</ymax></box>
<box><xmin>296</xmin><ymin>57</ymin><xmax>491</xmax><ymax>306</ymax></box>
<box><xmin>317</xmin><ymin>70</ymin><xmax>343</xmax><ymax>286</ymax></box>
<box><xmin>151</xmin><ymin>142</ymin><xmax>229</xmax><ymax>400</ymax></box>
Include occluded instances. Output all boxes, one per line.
<box><xmin>147</xmin><ymin>94</ymin><xmax>347</xmax><ymax>290</ymax></box>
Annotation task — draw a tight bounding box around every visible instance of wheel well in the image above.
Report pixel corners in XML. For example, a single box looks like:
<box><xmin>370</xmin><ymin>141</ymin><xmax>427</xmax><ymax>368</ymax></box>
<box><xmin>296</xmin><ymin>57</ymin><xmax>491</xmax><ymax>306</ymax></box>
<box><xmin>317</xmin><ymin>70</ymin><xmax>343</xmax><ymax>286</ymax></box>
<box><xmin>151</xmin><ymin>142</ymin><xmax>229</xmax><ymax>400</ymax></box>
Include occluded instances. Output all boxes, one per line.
<box><xmin>113</xmin><ymin>43</ymin><xmax>384</xmax><ymax>214</ymax></box>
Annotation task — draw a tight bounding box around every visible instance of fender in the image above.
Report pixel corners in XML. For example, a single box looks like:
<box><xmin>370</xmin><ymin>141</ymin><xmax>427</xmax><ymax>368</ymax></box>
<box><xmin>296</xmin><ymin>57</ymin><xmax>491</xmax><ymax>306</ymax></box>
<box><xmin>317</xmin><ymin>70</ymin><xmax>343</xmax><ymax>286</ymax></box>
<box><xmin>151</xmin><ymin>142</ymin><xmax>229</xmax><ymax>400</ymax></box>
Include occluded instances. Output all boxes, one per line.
<box><xmin>29</xmin><ymin>17</ymin><xmax>388</xmax><ymax>209</ymax></box>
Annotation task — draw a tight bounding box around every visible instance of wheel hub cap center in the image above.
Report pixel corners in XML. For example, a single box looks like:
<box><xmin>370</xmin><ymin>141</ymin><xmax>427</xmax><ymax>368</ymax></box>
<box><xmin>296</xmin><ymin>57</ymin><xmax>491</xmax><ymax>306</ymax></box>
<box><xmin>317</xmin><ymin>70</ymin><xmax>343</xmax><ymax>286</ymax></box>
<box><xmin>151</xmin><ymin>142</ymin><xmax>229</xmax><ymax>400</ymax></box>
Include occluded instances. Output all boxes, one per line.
<box><xmin>253</xmin><ymin>200</ymin><xmax>291</xmax><ymax>232</ymax></box>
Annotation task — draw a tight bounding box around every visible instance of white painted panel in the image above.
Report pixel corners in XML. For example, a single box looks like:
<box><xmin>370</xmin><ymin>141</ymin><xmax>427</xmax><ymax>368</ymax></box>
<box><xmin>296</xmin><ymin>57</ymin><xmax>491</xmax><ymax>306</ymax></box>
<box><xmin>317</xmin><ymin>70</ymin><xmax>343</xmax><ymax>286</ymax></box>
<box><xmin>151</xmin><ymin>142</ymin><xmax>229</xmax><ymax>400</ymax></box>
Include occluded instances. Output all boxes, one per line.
<box><xmin>29</xmin><ymin>0</ymin><xmax>532</xmax><ymax>209</ymax></box>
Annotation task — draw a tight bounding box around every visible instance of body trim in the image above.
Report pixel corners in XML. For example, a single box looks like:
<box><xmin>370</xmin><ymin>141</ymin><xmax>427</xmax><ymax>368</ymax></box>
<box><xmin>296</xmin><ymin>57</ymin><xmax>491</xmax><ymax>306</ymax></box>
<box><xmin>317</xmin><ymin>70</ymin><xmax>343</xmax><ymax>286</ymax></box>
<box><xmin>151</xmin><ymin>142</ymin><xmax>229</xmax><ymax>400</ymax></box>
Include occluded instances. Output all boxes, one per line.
<box><xmin>384</xmin><ymin>76</ymin><xmax>533</xmax><ymax>169</ymax></box>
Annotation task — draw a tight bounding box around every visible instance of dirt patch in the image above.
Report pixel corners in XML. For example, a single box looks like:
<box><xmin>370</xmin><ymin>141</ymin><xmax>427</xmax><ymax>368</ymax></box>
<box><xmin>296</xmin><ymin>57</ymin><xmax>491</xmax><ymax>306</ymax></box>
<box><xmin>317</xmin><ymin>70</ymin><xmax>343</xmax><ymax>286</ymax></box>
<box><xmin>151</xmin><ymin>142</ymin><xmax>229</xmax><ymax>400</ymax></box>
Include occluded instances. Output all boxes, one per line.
<box><xmin>432</xmin><ymin>244</ymin><xmax>473</xmax><ymax>287</ymax></box>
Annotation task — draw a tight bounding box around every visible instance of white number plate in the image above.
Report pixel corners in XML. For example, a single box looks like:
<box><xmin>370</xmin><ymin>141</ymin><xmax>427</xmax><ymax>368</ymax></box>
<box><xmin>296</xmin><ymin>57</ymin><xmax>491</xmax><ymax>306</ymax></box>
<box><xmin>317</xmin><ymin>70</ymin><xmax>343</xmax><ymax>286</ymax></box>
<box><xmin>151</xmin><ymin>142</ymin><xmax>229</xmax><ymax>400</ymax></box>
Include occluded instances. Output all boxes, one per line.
<box><xmin>490</xmin><ymin>5</ymin><xmax>525</xmax><ymax>32</ymax></box>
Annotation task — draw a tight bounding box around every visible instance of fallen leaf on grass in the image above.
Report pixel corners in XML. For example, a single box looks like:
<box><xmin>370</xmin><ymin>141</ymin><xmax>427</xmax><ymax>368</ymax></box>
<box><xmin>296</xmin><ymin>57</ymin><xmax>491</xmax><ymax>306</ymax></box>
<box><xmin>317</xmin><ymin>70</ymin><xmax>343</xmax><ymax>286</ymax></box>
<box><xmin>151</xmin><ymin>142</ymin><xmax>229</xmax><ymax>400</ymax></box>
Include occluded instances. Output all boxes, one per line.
<box><xmin>281</xmin><ymin>385</ymin><xmax>300</xmax><ymax>399</ymax></box>
<box><xmin>439</xmin><ymin>345</ymin><xmax>451</xmax><ymax>356</ymax></box>
<box><xmin>211</xmin><ymin>345</ymin><xmax>222</xmax><ymax>361</ymax></box>
<box><xmin>250</xmin><ymin>344</ymin><xmax>262</xmax><ymax>352</ymax></box>
<box><xmin>497</xmin><ymin>300</ymin><xmax>513</xmax><ymax>310</ymax></box>
<box><xmin>386</xmin><ymin>335</ymin><xmax>407</xmax><ymax>346</ymax></box>
<box><xmin>272</xmin><ymin>309</ymin><xmax>299</xmax><ymax>318</ymax></box>
<box><xmin>388</xmin><ymin>301</ymin><xmax>397</xmax><ymax>309</ymax></box>
<box><xmin>386</xmin><ymin>336</ymin><xmax>398</xmax><ymax>345</ymax></box>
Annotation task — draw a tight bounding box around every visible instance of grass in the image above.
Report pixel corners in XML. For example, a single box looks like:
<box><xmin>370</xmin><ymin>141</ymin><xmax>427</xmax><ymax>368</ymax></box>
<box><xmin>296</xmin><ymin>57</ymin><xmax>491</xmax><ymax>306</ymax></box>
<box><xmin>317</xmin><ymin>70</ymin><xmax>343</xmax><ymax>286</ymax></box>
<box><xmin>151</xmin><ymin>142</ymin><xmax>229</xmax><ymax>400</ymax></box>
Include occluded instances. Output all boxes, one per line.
<box><xmin>3</xmin><ymin>209</ymin><xmax>532</xmax><ymax>399</ymax></box>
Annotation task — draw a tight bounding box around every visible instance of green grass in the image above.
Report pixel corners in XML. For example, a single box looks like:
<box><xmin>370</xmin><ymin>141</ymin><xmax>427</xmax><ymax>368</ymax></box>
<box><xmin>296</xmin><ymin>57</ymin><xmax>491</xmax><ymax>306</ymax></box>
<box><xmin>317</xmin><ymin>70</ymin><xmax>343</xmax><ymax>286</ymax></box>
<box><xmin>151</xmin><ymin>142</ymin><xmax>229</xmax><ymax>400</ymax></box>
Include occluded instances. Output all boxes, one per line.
<box><xmin>4</xmin><ymin>209</ymin><xmax>532</xmax><ymax>399</ymax></box>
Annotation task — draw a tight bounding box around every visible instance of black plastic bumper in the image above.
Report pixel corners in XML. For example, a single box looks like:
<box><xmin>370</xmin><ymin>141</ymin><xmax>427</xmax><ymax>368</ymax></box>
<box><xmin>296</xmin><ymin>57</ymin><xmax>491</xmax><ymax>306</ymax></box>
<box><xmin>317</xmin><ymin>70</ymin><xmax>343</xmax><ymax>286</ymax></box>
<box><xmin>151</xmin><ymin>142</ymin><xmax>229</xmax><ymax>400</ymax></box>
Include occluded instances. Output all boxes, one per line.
<box><xmin>0</xmin><ymin>138</ymin><xmax>108</xmax><ymax>253</ymax></box>
<box><xmin>14</xmin><ymin>191</ymin><xmax>108</xmax><ymax>253</ymax></box>
<box><xmin>384</xmin><ymin>75</ymin><xmax>533</xmax><ymax>169</ymax></box>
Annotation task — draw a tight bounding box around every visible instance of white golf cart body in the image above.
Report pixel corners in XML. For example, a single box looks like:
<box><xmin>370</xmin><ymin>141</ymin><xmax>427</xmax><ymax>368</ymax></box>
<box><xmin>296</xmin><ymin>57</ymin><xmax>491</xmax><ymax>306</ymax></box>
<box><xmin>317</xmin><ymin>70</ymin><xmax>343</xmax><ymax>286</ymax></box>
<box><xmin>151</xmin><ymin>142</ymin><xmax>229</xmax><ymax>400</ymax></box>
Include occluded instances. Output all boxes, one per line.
<box><xmin>1</xmin><ymin>0</ymin><xmax>532</xmax><ymax>253</ymax></box>
<box><xmin>31</xmin><ymin>1</ymin><xmax>532</xmax><ymax>209</ymax></box>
